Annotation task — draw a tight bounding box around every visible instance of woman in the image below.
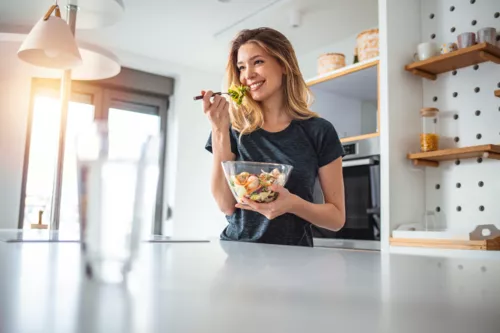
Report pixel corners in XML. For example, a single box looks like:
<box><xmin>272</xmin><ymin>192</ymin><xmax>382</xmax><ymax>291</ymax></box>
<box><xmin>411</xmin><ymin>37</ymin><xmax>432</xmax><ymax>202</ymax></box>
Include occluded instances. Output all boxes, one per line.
<box><xmin>203</xmin><ymin>27</ymin><xmax>345</xmax><ymax>247</ymax></box>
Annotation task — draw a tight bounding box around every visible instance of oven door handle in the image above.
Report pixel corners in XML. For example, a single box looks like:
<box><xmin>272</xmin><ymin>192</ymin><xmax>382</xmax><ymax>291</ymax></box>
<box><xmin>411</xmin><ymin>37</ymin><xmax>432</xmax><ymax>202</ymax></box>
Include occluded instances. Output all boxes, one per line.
<box><xmin>342</xmin><ymin>157</ymin><xmax>377</xmax><ymax>168</ymax></box>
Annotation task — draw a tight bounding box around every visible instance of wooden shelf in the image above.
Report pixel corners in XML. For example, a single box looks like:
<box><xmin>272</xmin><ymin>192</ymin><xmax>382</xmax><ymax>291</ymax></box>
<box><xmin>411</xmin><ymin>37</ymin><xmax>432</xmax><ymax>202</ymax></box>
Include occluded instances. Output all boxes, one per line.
<box><xmin>340</xmin><ymin>132</ymin><xmax>379</xmax><ymax>144</ymax></box>
<box><xmin>405</xmin><ymin>43</ymin><xmax>500</xmax><ymax>80</ymax></box>
<box><xmin>390</xmin><ymin>236</ymin><xmax>500</xmax><ymax>251</ymax></box>
<box><xmin>306</xmin><ymin>57</ymin><xmax>379</xmax><ymax>87</ymax></box>
<box><xmin>408</xmin><ymin>144</ymin><xmax>500</xmax><ymax>167</ymax></box>
<box><xmin>495</xmin><ymin>89</ymin><xmax>500</xmax><ymax>98</ymax></box>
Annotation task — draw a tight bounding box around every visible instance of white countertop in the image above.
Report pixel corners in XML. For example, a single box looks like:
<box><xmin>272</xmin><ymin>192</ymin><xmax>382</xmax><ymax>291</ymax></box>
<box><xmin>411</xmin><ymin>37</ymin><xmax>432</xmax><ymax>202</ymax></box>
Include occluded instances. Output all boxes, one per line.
<box><xmin>1</xmin><ymin>236</ymin><xmax>499</xmax><ymax>333</ymax></box>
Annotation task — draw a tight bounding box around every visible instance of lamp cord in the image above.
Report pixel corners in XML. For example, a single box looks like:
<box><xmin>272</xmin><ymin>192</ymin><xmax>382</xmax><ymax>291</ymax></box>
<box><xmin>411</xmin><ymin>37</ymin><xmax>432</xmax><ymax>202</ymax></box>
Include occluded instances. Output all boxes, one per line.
<box><xmin>43</xmin><ymin>2</ymin><xmax>61</xmax><ymax>21</ymax></box>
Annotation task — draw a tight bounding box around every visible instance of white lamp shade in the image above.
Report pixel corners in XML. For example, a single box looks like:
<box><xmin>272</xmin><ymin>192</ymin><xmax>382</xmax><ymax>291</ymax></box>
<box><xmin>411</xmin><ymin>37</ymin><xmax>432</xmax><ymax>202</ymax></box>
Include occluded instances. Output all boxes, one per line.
<box><xmin>3</xmin><ymin>32</ymin><xmax>121</xmax><ymax>80</ymax></box>
<box><xmin>17</xmin><ymin>16</ymin><xmax>82</xmax><ymax>69</ymax></box>
<box><xmin>68</xmin><ymin>41</ymin><xmax>121</xmax><ymax>80</ymax></box>
<box><xmin>23</xmin><ymin>41</ymin><xmax>121</xmax><ymax>80</ymax></box>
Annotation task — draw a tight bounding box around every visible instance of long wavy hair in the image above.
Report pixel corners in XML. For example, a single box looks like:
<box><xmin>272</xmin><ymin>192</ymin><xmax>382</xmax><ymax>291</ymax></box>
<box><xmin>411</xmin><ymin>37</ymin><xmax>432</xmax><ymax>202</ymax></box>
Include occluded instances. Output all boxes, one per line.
<box><xmin>225</xmin><ymin>27</ymin><xmax>318</xmax><ymax>135</ymax></box>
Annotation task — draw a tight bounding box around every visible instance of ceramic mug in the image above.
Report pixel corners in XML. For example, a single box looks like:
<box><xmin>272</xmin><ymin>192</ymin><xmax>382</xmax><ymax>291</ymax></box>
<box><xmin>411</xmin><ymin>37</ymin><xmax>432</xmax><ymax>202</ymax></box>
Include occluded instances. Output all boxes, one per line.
<box><xmin>477</xmin><ymin>27</ymin><xmax>497</xmax><ymax>44</ymax></box>
<box><xmin>413</xmin><ymin>42</ymin><xmax>438</xmax><ymax>61</ymax></box>
<box><xmin>457</xmin><ymin>32</ymin><xmax>476</xmax><ymax>48</ymax></box>
<box><xmin>440</xmin><ymin>42</ymin><xmax>458</xmax><ymax>54</ymax></box>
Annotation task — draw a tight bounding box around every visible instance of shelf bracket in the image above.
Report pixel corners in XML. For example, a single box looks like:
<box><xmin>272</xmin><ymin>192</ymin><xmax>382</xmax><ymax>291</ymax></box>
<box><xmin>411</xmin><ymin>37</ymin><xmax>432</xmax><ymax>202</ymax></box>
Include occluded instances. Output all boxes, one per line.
<box><xmin>410</xmin><ymin>69</ymin><xmax>437</xmax><ymax>81</ymax></box>
<box><xmin>479</xmin><ymin>51</ymin><xmax>500</xmax><ymax>64</ymax></box>
<box><xmin>412</xmin><ymin>159</ymin><xmax>439</xmax><ymax>167</ymax></box>
<box><xmin>484</xmin><ymin>152</ymin><xmax>500</xmax><ymax>161</ymax></box>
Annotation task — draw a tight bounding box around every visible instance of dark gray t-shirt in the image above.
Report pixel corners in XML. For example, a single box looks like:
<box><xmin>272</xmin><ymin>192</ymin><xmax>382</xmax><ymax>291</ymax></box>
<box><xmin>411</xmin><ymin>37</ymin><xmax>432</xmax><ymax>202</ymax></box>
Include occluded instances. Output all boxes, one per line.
<box><xmin>205</xmin><ymin>117</ymin><xmax>344</xmax><ymax>247</ymax></box>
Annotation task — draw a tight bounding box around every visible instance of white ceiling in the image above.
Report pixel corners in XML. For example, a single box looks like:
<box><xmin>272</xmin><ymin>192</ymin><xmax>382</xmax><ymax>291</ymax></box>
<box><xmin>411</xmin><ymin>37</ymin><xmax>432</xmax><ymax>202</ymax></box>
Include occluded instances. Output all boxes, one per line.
<box><xmin>0</xmin><ymin>0</ymin><xmax>378</xmax><ymax>75</ymax></box>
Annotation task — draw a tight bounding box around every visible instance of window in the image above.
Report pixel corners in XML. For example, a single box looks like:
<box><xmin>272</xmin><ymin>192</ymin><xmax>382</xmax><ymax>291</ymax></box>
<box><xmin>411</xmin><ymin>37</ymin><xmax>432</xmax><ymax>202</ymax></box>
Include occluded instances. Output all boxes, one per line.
<box><xmin>19</xmin><ymin>79</ymin><xmax>169</xmax><ymax>235</ymax></box>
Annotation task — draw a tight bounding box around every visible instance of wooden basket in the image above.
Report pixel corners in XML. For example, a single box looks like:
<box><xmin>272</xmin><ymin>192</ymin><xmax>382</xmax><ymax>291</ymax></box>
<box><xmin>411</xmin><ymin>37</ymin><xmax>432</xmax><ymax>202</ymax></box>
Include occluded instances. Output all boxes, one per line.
<box><xmin>357</xmin><ymin>28</ymin><xmax>379</xmax><ymax>62</ymax></box>
<box><xmin>317</xmin><ymin>53</ymin><xmax>345</xmax><ymax>75</ymax></box>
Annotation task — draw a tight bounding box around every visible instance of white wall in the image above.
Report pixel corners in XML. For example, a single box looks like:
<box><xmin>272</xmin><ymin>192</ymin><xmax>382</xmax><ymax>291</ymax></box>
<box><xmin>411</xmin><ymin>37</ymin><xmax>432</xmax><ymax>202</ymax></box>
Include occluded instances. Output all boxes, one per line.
<box><xmin>309</xmin><ymin>89</ymin><xmax>362</xmax><ymax>139</ymax></box>
<box><xmin>379</xmin><ymin>0</ymin><xmax>425</xmax><ymax>251</ymax></box>
<box><xmin>361</xmin><ymin>100</ymin><xmax>378</xmax><ymax>134</ymax></box>
<box><xmin>0</xmin><ymin>40</ymin><xmax>227</xmax><ymax>238</ymax></box>
<box><xmin>0</xmin><ymin>42</ymin><xmax>32</xmax><ymax>229</ymax></box>
<box><xmin>166</xmin><ymin>70</ymin><xmax>228</xmax><ymax>239</ymax></box>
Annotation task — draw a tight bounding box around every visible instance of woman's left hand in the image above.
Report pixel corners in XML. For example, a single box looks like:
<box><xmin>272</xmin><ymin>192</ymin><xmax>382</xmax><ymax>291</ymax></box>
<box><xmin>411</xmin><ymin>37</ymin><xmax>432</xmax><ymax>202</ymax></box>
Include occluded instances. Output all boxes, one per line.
<box><xmin>235</xmin><ymin>184</ymin><xmax>298</xmax><ymax>220</ymax></box>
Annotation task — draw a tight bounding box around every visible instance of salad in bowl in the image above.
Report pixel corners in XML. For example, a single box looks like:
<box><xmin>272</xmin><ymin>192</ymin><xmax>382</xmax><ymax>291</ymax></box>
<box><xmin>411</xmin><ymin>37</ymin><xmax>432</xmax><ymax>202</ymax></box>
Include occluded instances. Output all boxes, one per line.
<box><xmin>221</xmin><ymin>161</ymin><xmax>293</xmax><ymax>203</ymax></box>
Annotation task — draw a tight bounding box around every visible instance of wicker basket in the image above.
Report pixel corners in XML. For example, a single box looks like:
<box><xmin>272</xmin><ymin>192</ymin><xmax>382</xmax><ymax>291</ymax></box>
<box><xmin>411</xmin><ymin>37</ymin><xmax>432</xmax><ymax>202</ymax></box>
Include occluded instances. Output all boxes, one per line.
<box><xmin>317</xmin><ymin>53</ymin><xmax>345</xmax><ymax>75</ymax></box>
<box><xmin>356</xmin><ymin>28</ymin><xmax>379</xmax><ymax>62</ymax></box>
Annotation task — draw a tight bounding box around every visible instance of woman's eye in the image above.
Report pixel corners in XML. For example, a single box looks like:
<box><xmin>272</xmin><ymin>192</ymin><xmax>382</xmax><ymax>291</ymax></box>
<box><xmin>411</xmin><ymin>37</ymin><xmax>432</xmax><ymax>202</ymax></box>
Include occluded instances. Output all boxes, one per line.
<box><xmin>238</xmin><ymin>66</ymin><xmax>245</xmax><ymax>71</ymax></box>
<box><xmin>255</xmin><ymin>60</ymin><xmax>264</xmax><ymax>65</ymax></box>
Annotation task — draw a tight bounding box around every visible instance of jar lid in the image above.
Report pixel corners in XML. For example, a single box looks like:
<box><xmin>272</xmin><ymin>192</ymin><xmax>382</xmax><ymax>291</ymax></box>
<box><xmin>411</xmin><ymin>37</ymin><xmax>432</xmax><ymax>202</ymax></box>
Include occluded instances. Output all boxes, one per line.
<box><xmin>357</xmin><ymin>28</ymin><xmax>379</xmax><ymax>38</ymax></box>
<box><xmin>420</xmin><ymin>107</ymin><xmax>439</xmax><ymax>116</ymax></box>
<box><xmin>319</xmin><ymin>52</ymin><xmax>345</xmax><ymax>58</ymax></box>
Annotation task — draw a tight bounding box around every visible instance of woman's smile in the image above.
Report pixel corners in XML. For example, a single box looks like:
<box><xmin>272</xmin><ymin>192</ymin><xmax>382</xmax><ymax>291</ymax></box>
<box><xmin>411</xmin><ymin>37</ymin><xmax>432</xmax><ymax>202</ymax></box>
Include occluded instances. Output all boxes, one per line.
<box><xmin>249</xmin><ymin>81</ymin><xmax>265</xmax><ymax>91</ymax></box>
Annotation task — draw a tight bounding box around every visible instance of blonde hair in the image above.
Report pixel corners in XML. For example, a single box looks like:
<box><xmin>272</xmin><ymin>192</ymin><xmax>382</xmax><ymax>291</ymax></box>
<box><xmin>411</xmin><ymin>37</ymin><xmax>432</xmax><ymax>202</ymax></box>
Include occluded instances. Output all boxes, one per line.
<box><xmin>225</xmin><ymin>27</ymin><xmax>318</xmax><ymax>135</ymax></box>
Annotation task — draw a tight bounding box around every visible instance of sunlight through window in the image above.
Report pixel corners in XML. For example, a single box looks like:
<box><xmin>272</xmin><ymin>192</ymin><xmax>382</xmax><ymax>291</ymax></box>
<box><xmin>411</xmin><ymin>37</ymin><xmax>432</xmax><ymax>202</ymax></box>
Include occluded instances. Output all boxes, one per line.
<box><xmin>23</xmin><ymin>96</ymin><xmax>94</xmax><ymax>230</ymax></box>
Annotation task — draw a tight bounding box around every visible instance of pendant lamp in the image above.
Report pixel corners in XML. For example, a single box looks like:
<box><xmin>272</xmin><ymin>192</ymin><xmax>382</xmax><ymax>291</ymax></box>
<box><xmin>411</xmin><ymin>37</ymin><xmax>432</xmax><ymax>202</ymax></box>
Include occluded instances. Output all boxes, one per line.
<box><xmin>17</xmin><ymin>4</ymin><xmax>82</xmax><ymax>69</ymax></box>
<box><xmin>14</xmin><ymin>0</ymin><xmax>124</xmax><ymax>230</ymax></box>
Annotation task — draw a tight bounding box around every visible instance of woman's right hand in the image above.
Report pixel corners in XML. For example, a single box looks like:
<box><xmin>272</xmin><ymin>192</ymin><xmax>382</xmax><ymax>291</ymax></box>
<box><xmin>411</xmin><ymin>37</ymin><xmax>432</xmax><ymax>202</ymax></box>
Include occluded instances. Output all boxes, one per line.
<box><xmin>202</xmin><ymin>90</ymin><xmax>230</xmax><ymax>132</ymax></box>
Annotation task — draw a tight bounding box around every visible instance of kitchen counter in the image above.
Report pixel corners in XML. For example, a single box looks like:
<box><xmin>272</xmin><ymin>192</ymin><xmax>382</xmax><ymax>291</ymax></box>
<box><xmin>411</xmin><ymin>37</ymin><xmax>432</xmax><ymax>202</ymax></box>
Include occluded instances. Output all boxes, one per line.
<box><xmin>0</xmin><ymin>237</ymin><xmax>499</xmax><ymax>333</ymax></box>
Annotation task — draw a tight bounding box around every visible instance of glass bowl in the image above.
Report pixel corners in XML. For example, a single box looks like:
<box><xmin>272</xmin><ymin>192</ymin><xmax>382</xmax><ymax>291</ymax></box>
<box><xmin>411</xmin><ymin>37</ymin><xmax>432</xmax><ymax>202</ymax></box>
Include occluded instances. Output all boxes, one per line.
<box><xmin>221</xmin><ymin>161</ymin><xmax>293</xmax><ymax>203</ymax></box>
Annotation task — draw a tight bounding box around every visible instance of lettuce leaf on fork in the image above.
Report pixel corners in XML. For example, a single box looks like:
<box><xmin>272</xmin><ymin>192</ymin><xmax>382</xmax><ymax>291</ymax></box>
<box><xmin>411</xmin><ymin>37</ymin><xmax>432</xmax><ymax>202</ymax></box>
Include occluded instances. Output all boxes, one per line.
<box><xmin>227</xmin><ymin>85</ymin><xmax>248</xmax><ymax>105</ymax></box>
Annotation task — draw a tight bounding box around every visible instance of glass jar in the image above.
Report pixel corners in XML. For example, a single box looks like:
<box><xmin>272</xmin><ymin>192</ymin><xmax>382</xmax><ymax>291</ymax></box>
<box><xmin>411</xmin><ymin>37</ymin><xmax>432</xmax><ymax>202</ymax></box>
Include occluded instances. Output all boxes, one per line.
<box><xmin>420</xmin><ymin>107</ymin><xmax>439</xmax><ymax>152</ymax></box>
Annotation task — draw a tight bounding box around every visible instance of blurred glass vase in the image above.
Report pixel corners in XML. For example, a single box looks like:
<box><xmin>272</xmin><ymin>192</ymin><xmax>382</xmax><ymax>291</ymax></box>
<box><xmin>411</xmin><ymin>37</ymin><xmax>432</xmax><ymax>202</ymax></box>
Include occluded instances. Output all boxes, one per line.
<box><xmin>76</xmin><ymin>121</ymin><xmax>160</xmax><ymax>283</ymax></box>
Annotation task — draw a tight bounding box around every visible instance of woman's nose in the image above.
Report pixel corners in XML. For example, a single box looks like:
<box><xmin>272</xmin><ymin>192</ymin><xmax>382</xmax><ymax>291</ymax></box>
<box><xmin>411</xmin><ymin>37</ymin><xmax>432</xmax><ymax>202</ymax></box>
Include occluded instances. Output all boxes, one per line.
<box><xmin>244</xmin><ymin>67</ymin><xmax>257</xmax><ymax>81</ymax></box>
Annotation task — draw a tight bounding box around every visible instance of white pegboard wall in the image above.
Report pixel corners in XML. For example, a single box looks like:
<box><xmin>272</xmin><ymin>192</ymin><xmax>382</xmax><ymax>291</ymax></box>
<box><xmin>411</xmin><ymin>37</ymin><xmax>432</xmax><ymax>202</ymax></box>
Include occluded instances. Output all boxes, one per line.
<box><xmin>420</xmin><ymin>0</ymin><xmax>500</xmax><ymax>236</ymax></box>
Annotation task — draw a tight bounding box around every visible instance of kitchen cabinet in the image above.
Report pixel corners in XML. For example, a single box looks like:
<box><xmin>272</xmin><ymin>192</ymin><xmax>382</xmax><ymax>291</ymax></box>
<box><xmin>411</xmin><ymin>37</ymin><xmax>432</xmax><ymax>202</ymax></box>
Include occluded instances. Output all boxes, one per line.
<box><xmin>307</xmin><ymin>58</ymin><xmax>379</xmax><ymax>143</ymax></box>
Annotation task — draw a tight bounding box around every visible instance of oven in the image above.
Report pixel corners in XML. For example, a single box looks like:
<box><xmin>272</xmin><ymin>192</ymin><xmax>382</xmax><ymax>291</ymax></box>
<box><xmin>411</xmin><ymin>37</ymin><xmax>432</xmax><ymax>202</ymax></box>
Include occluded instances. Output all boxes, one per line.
<box><xmin>312</xmin><ymin>137</ymin><xmax>381</xmax><ymax>251</ymax></box>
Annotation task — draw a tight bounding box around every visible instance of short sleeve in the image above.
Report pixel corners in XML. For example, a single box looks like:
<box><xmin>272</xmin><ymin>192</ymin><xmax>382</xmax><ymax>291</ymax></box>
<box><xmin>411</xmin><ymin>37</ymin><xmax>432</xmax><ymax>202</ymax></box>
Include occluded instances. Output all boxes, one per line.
<box><xmin>205</xmin><ymin>127</ymin><xmax>239</xmax><ymax>157</ymax></box>
<box><xmin>315</xmin><ymin>119</ymin><xmax>345</xmax><ymax>168</ymax></box>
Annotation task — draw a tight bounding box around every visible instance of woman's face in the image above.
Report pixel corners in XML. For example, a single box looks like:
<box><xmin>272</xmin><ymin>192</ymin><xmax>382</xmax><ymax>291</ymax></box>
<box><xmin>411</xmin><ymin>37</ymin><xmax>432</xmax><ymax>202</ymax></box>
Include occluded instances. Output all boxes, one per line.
<box><xmin>237</xmin><ymin>42</ymin><xmax>285</xmax><ymax>102</ymax></box>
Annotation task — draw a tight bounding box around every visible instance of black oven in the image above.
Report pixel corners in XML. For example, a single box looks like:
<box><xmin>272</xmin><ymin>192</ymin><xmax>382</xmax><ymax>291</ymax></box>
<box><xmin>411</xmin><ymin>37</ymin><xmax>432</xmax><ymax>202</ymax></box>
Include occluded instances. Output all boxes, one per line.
<box><xmin>312</xmin><ymin>139</ymin><xmax>381</xmax><ymax>250</ymax></box>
